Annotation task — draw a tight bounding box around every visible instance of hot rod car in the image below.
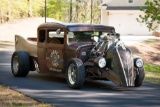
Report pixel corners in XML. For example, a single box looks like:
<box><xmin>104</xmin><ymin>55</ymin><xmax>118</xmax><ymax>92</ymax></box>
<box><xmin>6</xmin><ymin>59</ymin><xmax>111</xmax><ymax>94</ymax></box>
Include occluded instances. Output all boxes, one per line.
<box><xmin>11</xmin><ymin>22</ymin><xmax>145</xmax><ymax>89</ymax></box>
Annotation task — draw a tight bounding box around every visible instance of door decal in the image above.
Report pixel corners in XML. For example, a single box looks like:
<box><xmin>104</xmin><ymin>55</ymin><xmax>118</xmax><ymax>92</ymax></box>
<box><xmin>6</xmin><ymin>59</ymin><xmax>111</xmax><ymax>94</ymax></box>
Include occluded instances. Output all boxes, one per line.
<box><xmin>49</xmin><ymin>50</ymin><xmax>64</xmax><ymax>67</ymax></box>
<box><xmin>50</xmin><ymin>50</ymin><xmax>60</xmax><ymax>67</ymax></box>
<box><xmin>46</xmin><ymin>50</ymin><xmax>64</xmax><ymax>72</ymax></box>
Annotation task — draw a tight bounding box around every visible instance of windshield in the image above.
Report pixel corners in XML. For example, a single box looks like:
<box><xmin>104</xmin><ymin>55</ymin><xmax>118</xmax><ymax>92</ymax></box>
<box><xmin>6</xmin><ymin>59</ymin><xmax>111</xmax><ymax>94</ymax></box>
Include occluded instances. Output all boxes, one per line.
<box><xmin>68</xmin><ymin>31</ymin><xmax>108</xmax><ymax>43</ymax></box>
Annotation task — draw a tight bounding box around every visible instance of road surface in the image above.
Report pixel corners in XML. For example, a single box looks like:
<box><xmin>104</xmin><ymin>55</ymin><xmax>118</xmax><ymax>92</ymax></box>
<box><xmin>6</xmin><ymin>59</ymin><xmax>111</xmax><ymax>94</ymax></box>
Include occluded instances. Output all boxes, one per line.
<box><xmin>0</xmin><ymin>49</ymin><xmax>160</xmax><ymax>107</ymax></box>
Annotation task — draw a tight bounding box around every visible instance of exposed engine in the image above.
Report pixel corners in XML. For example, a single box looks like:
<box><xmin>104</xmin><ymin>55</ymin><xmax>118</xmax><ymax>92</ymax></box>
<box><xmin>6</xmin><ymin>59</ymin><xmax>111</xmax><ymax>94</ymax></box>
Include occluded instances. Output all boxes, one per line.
<box><xmin>86</xmin><ymin>33</ymin><xmax>135</xmax><ymax>87</ymax></box>
<box><xmin>87</xmin><ymin>33</ymin><xmax>121</xmax><ymax>68</ymax></box>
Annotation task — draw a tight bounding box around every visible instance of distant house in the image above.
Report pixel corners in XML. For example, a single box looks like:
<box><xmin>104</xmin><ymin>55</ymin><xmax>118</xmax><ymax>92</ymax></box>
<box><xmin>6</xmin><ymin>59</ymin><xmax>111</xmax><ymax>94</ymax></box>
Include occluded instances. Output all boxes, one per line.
<box><xmin>100</xmin><ymin>0</ymin><xmax>153</xmax><ymax>35</ymax></box>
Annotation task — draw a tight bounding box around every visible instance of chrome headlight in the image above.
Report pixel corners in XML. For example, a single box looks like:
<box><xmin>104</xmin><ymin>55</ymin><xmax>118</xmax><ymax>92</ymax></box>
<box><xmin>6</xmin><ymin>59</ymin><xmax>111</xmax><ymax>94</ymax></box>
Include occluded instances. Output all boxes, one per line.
<box><xmin>94</xmin><ymin>57</ymin><xmax>106</xmax><ymax>68</ymax></box>
<box><xmin>98</xmin><ymin>58</ymin><xmax>106</xmax><ymax>68</ymax></box>
<box><xmin>134</xmin><ymin>58</ymin><xmax>143</xmax><ymax>68</ymax></box>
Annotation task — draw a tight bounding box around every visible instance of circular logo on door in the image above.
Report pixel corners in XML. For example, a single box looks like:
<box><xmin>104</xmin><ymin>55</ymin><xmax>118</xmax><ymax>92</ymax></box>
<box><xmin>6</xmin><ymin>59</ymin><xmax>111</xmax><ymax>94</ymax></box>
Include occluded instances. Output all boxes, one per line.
<box><xmin>50</xmin><ymin>50</ymin><xmax>59</xmax><ymax>67</ymax></box>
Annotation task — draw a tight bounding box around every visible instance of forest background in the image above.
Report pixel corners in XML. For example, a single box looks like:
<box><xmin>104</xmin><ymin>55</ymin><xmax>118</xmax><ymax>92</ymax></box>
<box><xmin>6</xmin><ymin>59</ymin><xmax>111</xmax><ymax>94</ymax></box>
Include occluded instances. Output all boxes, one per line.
<box><xmin>0</xmin><ymin>0</ymin><xmax>101</xmax><ymax>24</ymax></box>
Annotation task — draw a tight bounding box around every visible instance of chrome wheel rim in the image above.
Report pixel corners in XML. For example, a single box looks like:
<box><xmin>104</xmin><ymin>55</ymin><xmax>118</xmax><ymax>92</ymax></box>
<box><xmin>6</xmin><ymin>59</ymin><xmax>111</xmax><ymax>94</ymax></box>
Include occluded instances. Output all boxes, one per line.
<box><xmin>68</xmin><ymin>63</ymin><xmax>76</xmax><ymax>85</ymax></box>
<box><xmin>13</xmin><ymin>56</ymin><xmax>19</xmax><ymax>73</ymax></box>
<box><xmin>33</xmin><ymin>60</ymin><xmax>40</xmax><ymax>73</ymax></box>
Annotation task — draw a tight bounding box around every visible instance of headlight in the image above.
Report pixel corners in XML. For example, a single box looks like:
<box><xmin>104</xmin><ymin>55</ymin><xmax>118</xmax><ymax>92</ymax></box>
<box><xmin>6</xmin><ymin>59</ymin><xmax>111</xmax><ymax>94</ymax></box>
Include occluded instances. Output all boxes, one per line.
<box><xmin>94</xmin><ymin>57</ymin><xmax>106</xmax><ymax>68</ymax></box>
<box><xmin>134</xmin><ymin>58</ymin><xmax>143</xmax><ymax>68</ymax></box>
<box><xmin>98</xmin><ymin>58</ymin><xmax>106</xmax><ymax>68</ymax></box>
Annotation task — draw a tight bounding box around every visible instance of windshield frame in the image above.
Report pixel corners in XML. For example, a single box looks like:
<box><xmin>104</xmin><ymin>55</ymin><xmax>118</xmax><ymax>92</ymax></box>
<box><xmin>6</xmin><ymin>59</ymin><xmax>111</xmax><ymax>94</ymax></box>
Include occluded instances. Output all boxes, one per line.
<box><xmin>67</xmin><ymin>31</ymin><xmax>111</xmax><ymax>44</ymax></box>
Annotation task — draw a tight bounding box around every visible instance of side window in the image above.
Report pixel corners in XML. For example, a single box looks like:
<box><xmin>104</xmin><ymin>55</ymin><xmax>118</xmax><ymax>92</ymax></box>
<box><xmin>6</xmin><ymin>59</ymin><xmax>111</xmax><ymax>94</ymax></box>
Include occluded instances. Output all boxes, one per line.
<box><xmin>39</xmin><ymin>30</ymin><xmax>46</xmax><ymax>42</ymax></box>
<box><xmin>48</xmin><ymin>30</ymin><xmax>64</xmax><ymax>44</ymax></box>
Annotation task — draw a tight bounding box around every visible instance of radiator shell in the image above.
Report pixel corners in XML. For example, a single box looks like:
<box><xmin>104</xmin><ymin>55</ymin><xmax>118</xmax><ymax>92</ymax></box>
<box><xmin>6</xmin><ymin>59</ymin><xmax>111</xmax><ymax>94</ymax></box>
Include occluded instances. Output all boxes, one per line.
<box><xmin>106</xmin><ymin>44</ymin><xmax>134</xmax><ymax>87</ymax></box>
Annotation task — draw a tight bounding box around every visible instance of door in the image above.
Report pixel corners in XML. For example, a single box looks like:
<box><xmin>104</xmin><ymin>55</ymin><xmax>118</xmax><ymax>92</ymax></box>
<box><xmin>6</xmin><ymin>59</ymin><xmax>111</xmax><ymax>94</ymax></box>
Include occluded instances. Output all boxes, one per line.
<box><xmin>46</xmin><ymin>30</ymin><xmax>64</xmax><ymax>72</ymax></box>
<box><xmin>109</xmin><ymin>13</ymin><xmax>151</xmax><ymax>35</ymax></box>
<box><xmin>37</xmin><ymin>29</ymin><xmax>48</xmax><ymax>73</ymax></box>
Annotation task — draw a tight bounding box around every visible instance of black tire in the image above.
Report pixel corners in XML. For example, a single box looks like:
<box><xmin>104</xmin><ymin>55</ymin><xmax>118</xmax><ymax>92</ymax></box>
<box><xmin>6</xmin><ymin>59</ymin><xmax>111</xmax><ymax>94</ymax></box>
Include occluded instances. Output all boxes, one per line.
<box><xmin>67</xmin><ymin>58</ymin><xmax>85</xmax><ymax>89</ymax></box>
<box><xmin>11</xmin><ymin>51</ymin><xmax>30</xmax><ymax>77</ymax></box>
<box><xmin>135</xmin><ymin>67</ymin><xmax>145</xmax><ymax>87</ymax></box>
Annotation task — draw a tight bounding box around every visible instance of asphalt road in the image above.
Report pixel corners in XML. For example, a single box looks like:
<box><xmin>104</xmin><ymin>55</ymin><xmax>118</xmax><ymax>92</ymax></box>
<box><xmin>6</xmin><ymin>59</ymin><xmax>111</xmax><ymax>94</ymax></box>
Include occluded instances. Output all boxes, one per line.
<box><xmin>0</xmin><ymin>49</ymin><xmax>160</xmax><ymax>107</ymax></box>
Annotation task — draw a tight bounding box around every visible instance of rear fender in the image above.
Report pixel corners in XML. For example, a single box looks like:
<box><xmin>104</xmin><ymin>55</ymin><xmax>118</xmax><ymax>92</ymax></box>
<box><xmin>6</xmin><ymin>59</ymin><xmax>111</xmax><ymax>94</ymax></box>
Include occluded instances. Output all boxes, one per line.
<box><xmin>15</xmin><ymin>35</ymin><xmax>37</xmax><ymax>57</ymax></box>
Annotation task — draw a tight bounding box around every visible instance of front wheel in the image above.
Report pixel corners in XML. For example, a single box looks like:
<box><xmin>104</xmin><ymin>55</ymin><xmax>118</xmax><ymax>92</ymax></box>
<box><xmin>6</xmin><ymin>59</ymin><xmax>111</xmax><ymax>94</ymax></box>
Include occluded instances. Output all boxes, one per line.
<box><xmin>67</xmin><ymin>58</ymin><xmax>85</xmax><ymax>89</ymax></box>
<box><xmin>135</xmin><ymin>67</ymin><xmax>145</xmax><ymax>87</ymax></box>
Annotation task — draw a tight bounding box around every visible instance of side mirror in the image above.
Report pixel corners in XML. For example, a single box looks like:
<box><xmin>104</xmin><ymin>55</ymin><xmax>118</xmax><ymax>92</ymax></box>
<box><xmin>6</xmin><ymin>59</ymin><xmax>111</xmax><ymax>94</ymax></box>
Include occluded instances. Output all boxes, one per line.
<box><xmin>56</xmin><ymin>29</ymin><xmax>61</xmax><ymax>35</ymax></box>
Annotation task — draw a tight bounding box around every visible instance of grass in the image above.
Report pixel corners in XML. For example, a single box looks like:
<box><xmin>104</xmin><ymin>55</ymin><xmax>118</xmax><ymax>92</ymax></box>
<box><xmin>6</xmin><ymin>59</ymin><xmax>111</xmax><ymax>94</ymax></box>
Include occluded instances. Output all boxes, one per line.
<box><xmin>0</xmin><ymin>85</ymin><xmax>52</xmax><ymax>107</ymax></box>
<box><xmin>129</xmin><ymin>38</ymin><xmax>160</xmax><ymax>85</ymax></box>
<box><xmin>144</xmin><ymin>63</ymin><xmax>160</xmax><ymax>84</ymax></box>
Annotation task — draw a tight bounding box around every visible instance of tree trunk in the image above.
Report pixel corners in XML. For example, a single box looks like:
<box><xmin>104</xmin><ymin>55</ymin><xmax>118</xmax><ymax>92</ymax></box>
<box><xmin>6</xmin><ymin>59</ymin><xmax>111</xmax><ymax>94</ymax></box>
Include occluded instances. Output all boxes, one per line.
<box><xmin>90</xmin><ymin>0</ymin><xmax>93</xmax><ymax>24</ymax></box>
<box><xmin>6</xmin><ymin>0</ymin><xmax>11</xmax><ymax>21</ymax></box>
<box><xmin>0</xmin><ymin>9</ymin><xmax>4</xmax><ymax>23</ymax></box>
<box><xmin>75</xmin><ymin>0</ymin><xmax>79</xmax><ymax>22</ymax></box>
<box><xmin>28</xmin><ymin>0</ymin><xmax>32</xmax><ymax>17</ymax></box>
<box><xmin>70</xmin><ymin>0</ymin><xmax>72</xmax><ymax>22</ymax></box>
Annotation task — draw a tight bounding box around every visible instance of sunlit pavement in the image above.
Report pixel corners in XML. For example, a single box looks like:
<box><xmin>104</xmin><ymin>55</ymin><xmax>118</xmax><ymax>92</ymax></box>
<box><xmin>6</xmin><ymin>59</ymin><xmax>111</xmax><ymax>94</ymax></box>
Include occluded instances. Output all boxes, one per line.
<box><xmin>121</xmin><ymin>35</ymin><xmax>160</xmax><ymax>45</ymax></box>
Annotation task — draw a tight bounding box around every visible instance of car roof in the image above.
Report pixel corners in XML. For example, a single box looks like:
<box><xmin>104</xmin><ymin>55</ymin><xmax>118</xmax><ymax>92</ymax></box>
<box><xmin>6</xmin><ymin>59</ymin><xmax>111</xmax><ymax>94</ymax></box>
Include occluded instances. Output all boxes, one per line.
<box><xmin>38</xmin><ymin>22</ymin><xmax>115</xmax><ymax>32</ymax></box>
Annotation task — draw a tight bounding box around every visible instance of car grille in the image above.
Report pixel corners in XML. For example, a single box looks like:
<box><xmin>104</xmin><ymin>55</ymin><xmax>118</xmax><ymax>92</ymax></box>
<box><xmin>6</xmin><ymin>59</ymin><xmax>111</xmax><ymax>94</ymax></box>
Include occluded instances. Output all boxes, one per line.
<box><xmin>112</xmin><ymin>46</ymin><xmax>134</xmax><ymax>87</ymax></box>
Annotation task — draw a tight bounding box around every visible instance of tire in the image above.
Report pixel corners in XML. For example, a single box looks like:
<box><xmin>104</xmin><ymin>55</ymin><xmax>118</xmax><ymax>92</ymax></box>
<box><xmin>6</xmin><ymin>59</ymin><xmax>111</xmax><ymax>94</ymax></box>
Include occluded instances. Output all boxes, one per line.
<box><xmin>67</xmin><ymin>58</ymin><xmax>85</xmax><ymax>89</ymax></box>
<box><xmin>11</xmin><ymin>51</ymin><xmax>30</xmax><ymax>77</ymax></box>
<box><xmin>135</xmin><ymin>67</ymin><xmax>145</xmax><ymax>87</ymax></box>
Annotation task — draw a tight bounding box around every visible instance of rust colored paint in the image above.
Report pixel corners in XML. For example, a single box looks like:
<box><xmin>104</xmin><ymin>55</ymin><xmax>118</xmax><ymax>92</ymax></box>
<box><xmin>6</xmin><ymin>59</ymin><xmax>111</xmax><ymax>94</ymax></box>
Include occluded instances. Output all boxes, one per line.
<box><xmin>15</xmin><ymin>22</ymin><xmax>115</xmax><ymax>74</ymax></box>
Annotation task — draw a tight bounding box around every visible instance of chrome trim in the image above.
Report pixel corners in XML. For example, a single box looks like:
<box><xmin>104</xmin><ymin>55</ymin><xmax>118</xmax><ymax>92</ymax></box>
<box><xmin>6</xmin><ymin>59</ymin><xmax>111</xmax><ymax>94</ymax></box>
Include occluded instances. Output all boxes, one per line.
<box><xmin>116</xmin><ymin>45</ymin><xmax>128</xmax><ymax>86</ymax></box>
<box><xmin>76</xmin><ymin>44</ymin><xmax>93</xmax><ymax>51</ymax></box>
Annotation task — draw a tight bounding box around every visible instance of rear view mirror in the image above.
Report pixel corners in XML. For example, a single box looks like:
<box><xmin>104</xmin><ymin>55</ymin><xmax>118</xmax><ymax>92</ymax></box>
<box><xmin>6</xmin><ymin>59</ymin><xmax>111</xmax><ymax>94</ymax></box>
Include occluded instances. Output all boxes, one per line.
<box><xmin>56</xmin><ymin>29</ymin><xmax>61</xmax><ymax>35</ymax></box>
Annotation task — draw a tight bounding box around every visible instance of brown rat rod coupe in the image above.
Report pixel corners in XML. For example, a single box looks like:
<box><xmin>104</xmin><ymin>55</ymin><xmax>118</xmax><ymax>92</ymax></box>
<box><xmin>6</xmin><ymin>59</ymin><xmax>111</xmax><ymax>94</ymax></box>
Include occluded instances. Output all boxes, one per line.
<box><xmin>11</xmin><ymin>22</ymin><xmax>145</xmax><ymax>89</ymax></box>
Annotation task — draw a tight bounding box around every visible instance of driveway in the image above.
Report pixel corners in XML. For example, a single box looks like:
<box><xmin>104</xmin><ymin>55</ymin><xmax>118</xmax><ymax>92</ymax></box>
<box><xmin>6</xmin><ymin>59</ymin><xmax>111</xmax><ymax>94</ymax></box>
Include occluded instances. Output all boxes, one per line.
<box><xmin>121</xmin><ymin>35</ymin><xmax>159</xmax><ymax>45</ymax></box>
<box><xmin>0</xmin><ymin>49</ymin><xmax>160</xmax><ymax>107</ymax></box>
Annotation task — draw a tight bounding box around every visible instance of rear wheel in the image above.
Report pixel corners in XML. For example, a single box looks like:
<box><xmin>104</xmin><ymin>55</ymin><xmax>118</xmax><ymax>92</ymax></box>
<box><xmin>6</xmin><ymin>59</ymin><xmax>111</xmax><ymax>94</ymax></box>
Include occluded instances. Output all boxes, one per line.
<box><xmin>135</xmin><ymin>67</ymin><xmax>145</xmax><ymax>87</ymax></box>
<box><xmin>11</xmin><ymin>51</ymin><xmax>30</xmax><ymax>77</ymax></box>
<box><xmin>67</xmin><ymin>58</ymin><xmax>85</xmax><ymax>89</ymax></box>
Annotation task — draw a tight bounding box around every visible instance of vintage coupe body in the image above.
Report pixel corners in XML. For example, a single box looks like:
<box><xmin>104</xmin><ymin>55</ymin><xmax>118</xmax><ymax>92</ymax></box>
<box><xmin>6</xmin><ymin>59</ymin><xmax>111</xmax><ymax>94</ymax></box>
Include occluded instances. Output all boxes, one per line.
<box><xmin>11</xmin><ymin>22</ymin><xmax>145</xmax><ymax>88</ymax></box>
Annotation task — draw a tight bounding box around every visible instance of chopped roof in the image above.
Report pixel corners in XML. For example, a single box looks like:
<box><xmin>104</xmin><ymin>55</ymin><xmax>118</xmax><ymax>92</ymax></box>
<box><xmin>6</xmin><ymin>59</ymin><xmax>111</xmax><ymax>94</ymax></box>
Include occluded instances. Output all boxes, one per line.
<box><xmin>38</xmin><ymin>22</ymin><xmax>115</xmax><ymax>32</ymax></box>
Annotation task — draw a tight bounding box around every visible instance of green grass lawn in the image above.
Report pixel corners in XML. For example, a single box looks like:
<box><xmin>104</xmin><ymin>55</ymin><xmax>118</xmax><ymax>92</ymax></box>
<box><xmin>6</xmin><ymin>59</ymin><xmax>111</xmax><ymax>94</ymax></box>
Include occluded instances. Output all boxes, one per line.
<box><xmin>144</xmin><ymin>63</ymin><xmax>160</xmax><ymax>84</ymax></box>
